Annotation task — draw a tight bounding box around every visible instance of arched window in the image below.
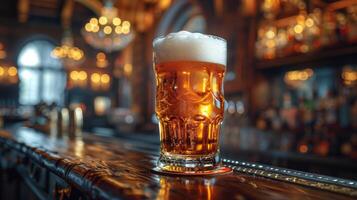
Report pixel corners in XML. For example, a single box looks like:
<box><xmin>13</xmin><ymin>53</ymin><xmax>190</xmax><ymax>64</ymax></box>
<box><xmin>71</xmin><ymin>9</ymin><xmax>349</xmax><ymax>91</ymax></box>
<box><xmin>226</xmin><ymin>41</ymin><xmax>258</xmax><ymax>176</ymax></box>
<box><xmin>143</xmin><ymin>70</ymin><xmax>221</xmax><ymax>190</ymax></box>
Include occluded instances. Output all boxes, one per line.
<box><xmin>17</xmin><ymin>40</ymin><xmax>66</xmax><ymax>105</ymax></box>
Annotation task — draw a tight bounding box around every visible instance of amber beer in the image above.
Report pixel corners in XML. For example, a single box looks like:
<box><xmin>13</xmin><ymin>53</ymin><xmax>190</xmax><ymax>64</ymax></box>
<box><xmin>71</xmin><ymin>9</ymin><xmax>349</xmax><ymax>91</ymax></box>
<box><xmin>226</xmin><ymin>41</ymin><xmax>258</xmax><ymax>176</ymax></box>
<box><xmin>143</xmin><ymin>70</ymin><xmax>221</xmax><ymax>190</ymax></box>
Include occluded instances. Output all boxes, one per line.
<box><xmin>153</xmin><ymin>31</ymin><xmax>227</xmax><ymax>172</ymax></box>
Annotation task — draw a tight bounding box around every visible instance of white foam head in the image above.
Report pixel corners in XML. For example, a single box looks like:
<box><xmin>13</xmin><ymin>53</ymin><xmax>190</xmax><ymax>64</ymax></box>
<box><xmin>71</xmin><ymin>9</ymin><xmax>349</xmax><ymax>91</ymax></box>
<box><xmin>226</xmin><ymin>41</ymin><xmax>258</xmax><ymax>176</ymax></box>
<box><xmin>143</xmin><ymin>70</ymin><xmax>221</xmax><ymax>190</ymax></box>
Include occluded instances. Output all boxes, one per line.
<box><xmin>153</xmin><ymin>31</ymin><xmax>227</xmax><ymax>66</ymax></box>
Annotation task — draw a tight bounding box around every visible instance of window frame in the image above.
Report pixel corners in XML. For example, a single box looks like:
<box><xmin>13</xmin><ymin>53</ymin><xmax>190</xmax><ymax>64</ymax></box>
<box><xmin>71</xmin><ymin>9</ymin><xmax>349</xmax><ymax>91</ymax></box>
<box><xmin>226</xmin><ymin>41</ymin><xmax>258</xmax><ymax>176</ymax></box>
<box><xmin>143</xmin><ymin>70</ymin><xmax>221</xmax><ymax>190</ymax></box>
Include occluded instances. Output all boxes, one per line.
<box><xmin>17</xmin><ymin>38</ymin><xmax>66</xmax><ymax>106</ymax></box>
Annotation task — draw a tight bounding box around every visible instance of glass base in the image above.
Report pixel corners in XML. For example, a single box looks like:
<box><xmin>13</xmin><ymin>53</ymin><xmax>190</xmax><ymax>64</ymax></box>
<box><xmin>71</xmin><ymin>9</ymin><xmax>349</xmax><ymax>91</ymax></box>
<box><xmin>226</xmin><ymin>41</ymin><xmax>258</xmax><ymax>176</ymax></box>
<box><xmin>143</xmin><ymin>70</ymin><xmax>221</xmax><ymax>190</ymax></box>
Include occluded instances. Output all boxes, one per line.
<box><xmin>152</xmin><ymin>165</ymin><xmax>232</xmax><ymax>176</ymax></box>
<box><xmin>154</xmin><ymin>153</ymin><xmax>232</xmax><ymax>176</ymax></box>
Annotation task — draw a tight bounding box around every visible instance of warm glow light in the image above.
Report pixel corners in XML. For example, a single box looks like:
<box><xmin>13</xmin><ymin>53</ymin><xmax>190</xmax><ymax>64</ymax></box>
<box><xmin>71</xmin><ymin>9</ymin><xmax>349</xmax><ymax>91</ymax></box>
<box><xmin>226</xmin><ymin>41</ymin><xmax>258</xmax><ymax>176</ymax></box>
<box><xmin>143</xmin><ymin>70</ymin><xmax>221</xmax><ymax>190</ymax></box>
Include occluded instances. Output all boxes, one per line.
<box><xmin>74</xmin><ymin>139</ymin><xmax>84</xmax><ymax>157</ymax></box>
<box><xmin>122</xmin><ymin>27</ymin><xmax>130</xmax><ymax>34</ymax></box>
<box><xmin>294</xmin><ymin>24</ymin><xmax>304</xmax><ymax>34</ymax></box>
<box><xmin>305</xmin><ymin>18</ymin><xmax>314</xmax><ymax>27</ymax></box>
<box><xmin>103</xmin><ymin>26</ymin><xmax>112</xmax><ymax>34</ymax></box>
<box><xmin>122</xmin><ymin>21</ymin><xmax>130</xmax><ymax>28</ymax></box>
<box><xmin>94</xmin><ymin>96</ymin><xmax>111</xmax><ymax>115</ymax></box>
<box><xmin>266</xmin><ymin>40</ymin><xmax>276</xmax><ymax>48</ymax></box>
<box><xmin>299</xmin><ymin>144</ymin><xmax>308</xmax><ymax>153</ymax></box>
<box><xmin>78</xmin><ymin>71</ymin><xmax>87</xmax><ymax>80</ymax></box>
<box><xmin>96</xmin><ymin>52</ymin><xmax>106</xmax><ymax>60</ymax></box>
<box><xmin>85</xmin><ymin>23</ymin><xmax>92</xmax><ymax>32</ymax></box>
<box><xmin>51</xmin><ymin>45</ymin><xmax>84</xmax><ymax>61</ymax></box>
<box><xmin>285</xmin><ymin>69</ymin><xmax>314</xmax><ymax>82</ymax></box>
<box><xmin>101</xmin><ymin>74</ymin><xmax>110</xmax><ymax>83</ymax></box>
<box><xmin>91</xmin><ymin>73</ymin><xmax>101</xmax><ymax>83</ymax></box>
<box><xmin>92</xmin><ymin>25</ymin><xmax>99</xmax><ymax>32</ymax></box>
<box><xmin>113</xmin><ymin>17</ymin><xmax>121</xmax><ymax>26</ymax></box>
<box><xmin>266</xmin><ymin>30</ymin><xmax>275</xmax><ymax>39</ymax></box>
<box><xmin>296</xmin><ymin>15</ymin><xmax>305</xmax><ymax>25</ymax></box>
<box><xmin>90</xmin><ymin>18</ymin><xmax>98</xmax><ymax>25</ymax></box>
<box><xmin>70</xmin><ymin>71</ymin><xmax>79</xmax><ymax>80</ymax></box>
<box><xmin>124</xmin><ymin>63</ymin><xmax>132</xmax><ymax>76</ymax></box>
<box><xmin>342</xmin><ymin>71</ymin><xmax>357</xmax><ymax>82</ymax></box>
<box><xmin>115</xmin><ymin>26</ymin><xmax>122</xmax><ymax>34</ymax></box>
<box><xmin>99</xmin><ymin>16</ymin><xmax>108</xmax><ymax>25</ymax></box>
<box><xmin>159</xmin><ymin>0</ymin><xmax>171</xmax><ymax>9</ymax></box>
<box><xmin>298</xmin><ymin>71</ymin><xmax>308</xmax><ymax>80</ymax></box>
<box><xmin>0</xmin><ymin>67</ymin><xmax>4</xmax><ymax>76</ymax></box>
<box><xmin>8</xmin><ymin>66</ymin><xmax>17</xmax><ymax>76</ymax></box>
<box><xmin>96</xmin><ymin>52</ymin><xmax>108</xmax><ymax>68</ymax></box>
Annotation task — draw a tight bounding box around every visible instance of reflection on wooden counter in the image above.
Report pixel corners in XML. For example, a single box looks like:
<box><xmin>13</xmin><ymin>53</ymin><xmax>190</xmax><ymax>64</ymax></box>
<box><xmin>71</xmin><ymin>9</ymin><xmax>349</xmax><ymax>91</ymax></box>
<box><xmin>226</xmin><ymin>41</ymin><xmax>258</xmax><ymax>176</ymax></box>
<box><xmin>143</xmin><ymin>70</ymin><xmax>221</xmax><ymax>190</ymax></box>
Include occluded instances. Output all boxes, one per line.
<box><xmin>0</xmin><ymin>126</ymin><xmax>356</xmax><ymax>199</ymax></box>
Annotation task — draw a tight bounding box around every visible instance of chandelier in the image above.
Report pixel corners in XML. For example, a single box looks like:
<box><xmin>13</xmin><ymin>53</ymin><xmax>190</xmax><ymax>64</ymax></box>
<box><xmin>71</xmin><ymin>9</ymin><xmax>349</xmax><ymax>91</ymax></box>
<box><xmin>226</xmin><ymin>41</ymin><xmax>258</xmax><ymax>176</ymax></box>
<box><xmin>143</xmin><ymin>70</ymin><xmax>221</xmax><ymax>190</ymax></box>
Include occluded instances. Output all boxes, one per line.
<box><xmin>81</xmin><ymin>1</ymin><xmax>134</xmax><ymax>52</ymax></box>
<box><xmin>51</xmin><ymin>30</ymin><xmax>85</xmax><ymax>67</ymax></box>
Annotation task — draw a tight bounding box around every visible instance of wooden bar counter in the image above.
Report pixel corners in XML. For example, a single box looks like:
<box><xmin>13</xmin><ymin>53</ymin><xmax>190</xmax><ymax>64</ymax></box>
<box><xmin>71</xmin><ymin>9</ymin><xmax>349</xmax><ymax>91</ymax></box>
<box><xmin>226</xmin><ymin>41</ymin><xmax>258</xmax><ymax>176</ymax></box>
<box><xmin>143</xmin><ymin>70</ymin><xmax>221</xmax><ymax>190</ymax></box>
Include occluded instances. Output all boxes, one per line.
<box><xmin>0</xmin><ymin>126</ymin><xmax>356</xmax><ymax>199</ymax></box>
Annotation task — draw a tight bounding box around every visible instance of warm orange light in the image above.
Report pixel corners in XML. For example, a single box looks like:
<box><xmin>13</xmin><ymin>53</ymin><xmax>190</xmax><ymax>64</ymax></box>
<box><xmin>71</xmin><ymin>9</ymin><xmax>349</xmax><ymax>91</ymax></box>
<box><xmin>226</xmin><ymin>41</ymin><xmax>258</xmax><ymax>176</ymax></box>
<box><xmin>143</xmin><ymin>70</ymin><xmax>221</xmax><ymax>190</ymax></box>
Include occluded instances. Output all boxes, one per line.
<box><xmin>92</xmin><ymin>25</ymin><xmax>99</xmax><ymax>32</ymax></box>
<box><xmin>123</xmin><ymin>63</ymin><xmax>132</xmax><ymax>76</ymax></box>
<box><xmin>99</xmin><ymin>16</ymin><xmax>108</xmax><ymax>25</ymax></box>
<box><xmin>90</xmin><ymin>18</ymin><xmax>98</xmax><ymax>25</ymax></box>
<box><xmin>298</xmin><ymin>71</ymin><xmax>308</xmax><ymax>80</ymax></box>
<box><xmin>285</xmin><ymin>69</ymin><xmax>314</xmax><ymax>82</ymax></box>
<box><xmin>305</xmin><ymin>18</ymin><xmax>314</xmax><ymax>27</ymax></box>
<box><xmin>159</xmin><ymin>0</ymin><xmax>171</xmax><ymax>9</ymax></box>
<box><xmin>74</xmin><ymin>139</ymin><xmax>84</xmax><ymax>158</ymax></box>
<box><xmin>266</xmin><ymin>29</ymin><xmax>275</xmax><ymax>39</ymax></box>
<box><xmin>122</xmin><ymin>21</ymin><xmax>130</xmax><ymax>28</ymax></box>
<box><xmin>342</xmin><ymin>67</ymin><xmax>357</xmax><ymax>83</ymax></box>
<box><xmin>0</xmin><ymin>67</ymin><xmax>4</xmax><ymax>76</ymax></box>
<box><xmin>70</xmin><ymin>71</ymin><xmax>79</xmax><ymax>80</ymax></box>
<box><xmin>122</xmin><ymin>27</ymin><xmax>130</xmax><ymax>34</ymax></box>
<box><xmin>51</xmin><ymin>45</ymin><xmax>84</xmax><ymax>61</ymax></box>
<box><xmin>101</xmin><ymin>74</ymin><xmax>110</xmax><ymax>83</ymax></box>
<box><xmin>299</xmin><ymin>144</ymin><xmax>308</xmax><ymax>153</ymax></box>
<box><xmin>96</xmin><ymin>52</ymin><xmax>108</xmax><ymax>68</ymax></box>
<box><xmin>266</xmin><ymin>40</ymin><xmax>276</xmax><ymax>48</ymax></box>
<box><xmin>115</xmin><ymin>26</ymin><xmax>122</xmax><ymax>34</ymax></box>
<box><xmin>296</xmin><ymin>14</ymin><xmax>305</xmax><ymax>25</ymax></box>
<box><xmin>96</xmin><ymin>52</ymin><xmax>106</xmax><ymax>60</ymax></box>
<box><xmin>8</xmin><ymin>66</ymin><xmax>17</xmax><ymax>76</ymax></box>
<box><xmin>91</xmin><ymin>73</ymin><xmax>101</xmax><ymax>83</ymax></box>
<box><xmin>103</xmin><ymin>26</ymin><xmax>112</xmax><ymax>34</ymax></box>
<box><xmin>85</xmin><ymin>23</ymin><xmax>92</xmax><ymax>32</ymax></box>
<box><xmin>84</xmin><ymin>15</ymin><xmax>131</xmax><ymax>36</ymax></box>
<box><xmin>113</xmin><ymin>17</ymin><xmax>121</xmax><ymax>26</ymax></box>
<box><xmin>78</xmin><ymin>71</ymin><xmax>87</xmax><ymax>80</ymax></box>
<box><xmin>294</xmin><ymin>24</ymin><xmax>304</xmax><ymax>34</ymax></box>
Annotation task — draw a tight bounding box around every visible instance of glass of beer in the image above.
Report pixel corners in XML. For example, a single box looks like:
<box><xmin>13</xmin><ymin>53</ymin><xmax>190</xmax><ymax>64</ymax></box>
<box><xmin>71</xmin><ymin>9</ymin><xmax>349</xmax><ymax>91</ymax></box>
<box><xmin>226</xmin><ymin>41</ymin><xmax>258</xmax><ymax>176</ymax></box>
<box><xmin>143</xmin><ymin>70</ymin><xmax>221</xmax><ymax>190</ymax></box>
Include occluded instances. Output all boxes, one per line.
<box><xmin>153</xmin><ymin>31</ymin><xmax>231</xmax><ymax>175</ymax></box>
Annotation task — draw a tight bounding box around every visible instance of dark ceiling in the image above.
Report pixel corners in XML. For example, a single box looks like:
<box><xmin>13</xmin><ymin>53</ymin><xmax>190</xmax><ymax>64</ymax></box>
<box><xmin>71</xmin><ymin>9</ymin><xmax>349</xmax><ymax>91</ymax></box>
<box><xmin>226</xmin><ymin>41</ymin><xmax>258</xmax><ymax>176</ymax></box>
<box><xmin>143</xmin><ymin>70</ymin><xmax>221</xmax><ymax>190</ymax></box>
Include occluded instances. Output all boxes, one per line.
<box><xmin>0</xmin><ymin>0</ymin><xmax>95</xmax><ymax>27</ymax></box>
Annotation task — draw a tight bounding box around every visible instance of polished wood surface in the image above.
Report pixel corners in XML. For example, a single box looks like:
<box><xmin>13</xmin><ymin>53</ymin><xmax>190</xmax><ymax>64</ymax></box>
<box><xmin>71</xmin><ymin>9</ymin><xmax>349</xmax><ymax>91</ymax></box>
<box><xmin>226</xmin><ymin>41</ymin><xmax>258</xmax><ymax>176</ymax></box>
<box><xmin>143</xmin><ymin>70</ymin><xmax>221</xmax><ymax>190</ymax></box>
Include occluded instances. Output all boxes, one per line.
<box><xmin>0</xmin><ymin>126</ymin><xmax>356</xmax><ymax>200</ymax></box>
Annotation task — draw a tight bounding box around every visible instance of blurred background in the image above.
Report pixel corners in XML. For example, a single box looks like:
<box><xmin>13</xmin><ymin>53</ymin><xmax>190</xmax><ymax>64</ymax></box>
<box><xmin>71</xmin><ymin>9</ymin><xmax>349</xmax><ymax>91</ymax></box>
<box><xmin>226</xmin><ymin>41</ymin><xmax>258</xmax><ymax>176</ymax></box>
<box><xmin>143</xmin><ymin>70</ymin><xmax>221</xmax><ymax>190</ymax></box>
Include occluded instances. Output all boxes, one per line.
<box><xmin>0</xmin><ymin>0</ymin><xmax>356</xmax><ymax>178</ymax></box>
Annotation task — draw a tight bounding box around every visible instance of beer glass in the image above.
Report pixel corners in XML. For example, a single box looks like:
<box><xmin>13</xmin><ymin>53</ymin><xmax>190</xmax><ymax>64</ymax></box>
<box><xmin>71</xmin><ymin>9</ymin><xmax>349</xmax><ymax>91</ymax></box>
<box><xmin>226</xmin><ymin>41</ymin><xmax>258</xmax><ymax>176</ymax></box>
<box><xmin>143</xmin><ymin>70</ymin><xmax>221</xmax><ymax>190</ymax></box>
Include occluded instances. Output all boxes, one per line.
<box><xmin>153</xmin><ymin>31</ymin><xmax>231</xmax><ymax>175</ymax></box>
